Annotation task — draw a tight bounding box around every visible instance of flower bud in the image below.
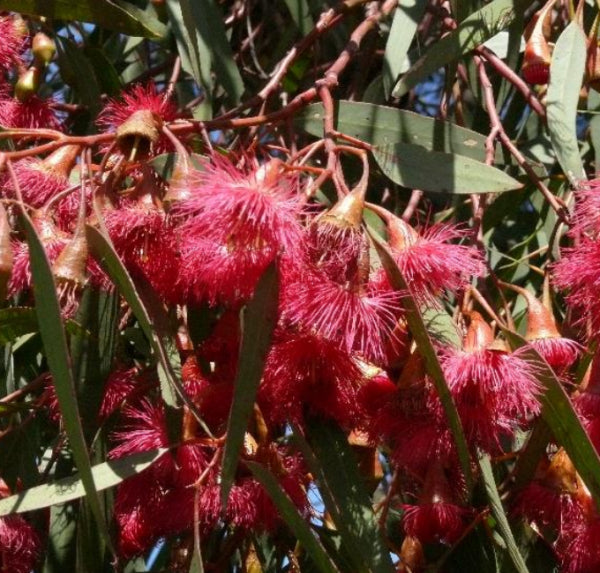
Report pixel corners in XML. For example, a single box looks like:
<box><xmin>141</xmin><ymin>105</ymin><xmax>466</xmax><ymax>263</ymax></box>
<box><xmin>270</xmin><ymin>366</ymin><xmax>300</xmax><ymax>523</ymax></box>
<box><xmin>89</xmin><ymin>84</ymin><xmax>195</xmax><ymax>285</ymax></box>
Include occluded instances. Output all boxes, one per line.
<box><xmin>15</xmin><ymin>67</ymin><xmax>41</xmax><ymax>102</ymax></box>
<box><xmin>32</xmin><ymin>32</ymin><xmax>56</xmax><ymax>65</ymax></box>
<box><xmin>521</xmin><ymin>0</ymin><xmax>555</xmax><ymax>85</ymax></box>
<box><xmin>463</xmin><ymin>311</ymin><xmax>494</xmax><ymax>353</ymax></box>
<box><xmin>386</xmin><ymin>215</ymin><xmax>419</xmax><ymax>252</ymax></box>
<box><xmin>399</xmin><ymin>536</ymin><xmax>424</xmax><ymax>572</ymax></box>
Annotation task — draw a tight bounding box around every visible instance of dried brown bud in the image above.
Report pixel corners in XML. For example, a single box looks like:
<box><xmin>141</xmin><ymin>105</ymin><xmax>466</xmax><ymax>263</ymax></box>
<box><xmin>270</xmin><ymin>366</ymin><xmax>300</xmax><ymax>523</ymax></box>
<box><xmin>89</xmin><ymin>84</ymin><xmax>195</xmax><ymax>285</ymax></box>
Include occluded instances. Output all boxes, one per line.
<box><xmin>399</xmin><ymin>536</ymin><xmax>424</xmax><ymax>572</ymax></box>
<box><xmin>321</xmin><ymin>185</ymin><xmax>366</xmax><ymax>231</ymax></box>
<box><xmin>116</xmin><ymin>110</ymin><xmax>163</xmax><ymax>160</ymax></box>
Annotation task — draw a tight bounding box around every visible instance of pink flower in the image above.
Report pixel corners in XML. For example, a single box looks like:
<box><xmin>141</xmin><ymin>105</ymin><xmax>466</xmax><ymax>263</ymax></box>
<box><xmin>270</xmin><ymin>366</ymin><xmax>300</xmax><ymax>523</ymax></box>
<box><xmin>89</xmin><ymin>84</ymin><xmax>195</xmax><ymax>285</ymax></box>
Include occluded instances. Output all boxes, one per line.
<box><xmin>0</xmin><ymin>95</ymin><xmax>60</xmax><ymax>129</ymax></box>
<box><xmin>174</xmin><ymin>155</ymin><xmax>303</xmax><ymax>252</ymax></box>
<box><xmin>4</xmin><ymin>158</ymin><xmax>69</xmax><ymax>207</ymax></box>
<box><xmin>0</xmin><ymin>515</ymin><xmax>41</xmax><ymax>573</ymax></box>
<box><xmin>382</xmin><ymin>216</ymin><xmax>484</xmax><ymax>304</ymax></box>
<box><xmin>258</xmin><ymin>330</ymin><xmax>364</xmax><ymax>425</ymax></box>
<box><xmin>97</xmin><ymin>83</ymin><xmax>177</xmax><ymax>132</ymax></box>
<box><xmin>303</xmin><ymin>186</ymin><xmax>367</xmax><ymax>283</ymax></box>
<box><xmin>110</xmin><ymin>399</ymin><xmax>169</xmax><ymax>459</ymax></box>
<box><xmin>177</xmin><ymin>233</ymin><xmax>277</xmax><ymax>306</ymax></box>
<box><xmin>282</xmin><ymin>269</ymin><xmax>401</xmax><ymax>363</ymax></box>
<box><xmin>570</xmin><ymin>178</ymin><xmax>600</xmax><ymax>236</ymax></box>
<box><xmin>553</xmin><ymin>237</ymin><xmax>600</xmax><ymax>333</ymax></box>
<box><xmin>0</xmin><ymin>15</ymin><xmax>26</xmax><ymax>71</ymax></box>
<box><xmin>439</xmin><ymin>313</ymin><xmax>541</xmax><ymax>452</ymax></box>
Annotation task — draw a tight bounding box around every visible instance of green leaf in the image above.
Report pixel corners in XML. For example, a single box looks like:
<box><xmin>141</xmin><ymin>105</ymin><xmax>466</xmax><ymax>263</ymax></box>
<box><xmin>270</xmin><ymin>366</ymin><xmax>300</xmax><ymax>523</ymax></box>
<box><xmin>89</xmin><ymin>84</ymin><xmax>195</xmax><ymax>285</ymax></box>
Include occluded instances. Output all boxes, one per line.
<box><xmin>503</xmin><ymin>329</ymin><xmax>600</xmax><ymax>504</ymax></box>
<box><xmin>303</xmin><ymin>421</ymin><xmax>395</xmax><ymax>573</ymax></box>
<box><xmin>382</xmin><ymin>0</ymin><xmax>427</xmax><ymax>98</ymax></box>
<box><xmin>374</xmin><ymin>142</ymin><xmax>522</xmax><ymax>194</ymax></box>
<box><xmin>166</xmin><ymin>0</ymin><xmax>214</xmax><ymax>114</ymax></box>
<box><xmin>0</xmin><ymin>307</ymin><xmax>38</xmax><ymax>345</ymax></box>
<box><xmin>421</xmin><ymin>306</ymin><xmax>461</xmax><ymax>348</ymax></box>
<box><xmin>83</xmin><ymin>46</ymin><xmax>122</xmax><ymax>97</ymax></box>
<box><xmin>0</xmin><ymin>448</ymin><xmax>166</xmax><ymax>516</ymax></box>
<box><xmin>194</xmin><ymin>0</ymin><xmax>244</xmax><ymax>105</ymax></box>
<box><xmin>368</xmin><ymin>229</ymin><xmax>474</xmax><ymax>492</ymax></box>
<box><xmin>0</xmin><ymin>0</ymin><xmax>167</xmax><ymax>40</ymax></box>
<box><xmin>56</xmin><ymin>37</ymin><xmax>102</xmax><ymax>116</ymax></box>
<box><xmin>20</xmin><ymin>213</ymin><xmax>112</xmax><ymax>551</ymax></box>
<box><xmin>547</xmin><ymin>21</ymin><xmax>587</xmax><ymax>185</ymax></box>
<box><xmin>392</xmin><ymin>0</ymin><xmax>530</xmax><ymax>97</ymax></box>
<box><xmin>479</xmin><ymin>453</ymin><xmax>530</xmax><ymax>573</ymax></box>
<box><xmin>247</xmin><ymin>461</ymin><xmax>340</xmax><ymax>573</ymax></box>
<box><xmin>295</xmin><ymin>101</ymin><xmax>496</xmax><ymax>163</ymax></box>
<box><xmin>166</xmin><ymin>0</ymin><xmax>244</xmax><ymax>107</ymax></box>
<box><xmin>283</xmin><ymin>0</ymin><xmax>314</xmax><ymax>35</ymax></box>
<box><xmin>85</xmin><ymin>225</ymin><xmax>181</xmax><ymax>408</ymax></box>
<box><xmin>220</xmin><ymin>262</ymin><xmax>279</xmax><ymax>507</ymax></box>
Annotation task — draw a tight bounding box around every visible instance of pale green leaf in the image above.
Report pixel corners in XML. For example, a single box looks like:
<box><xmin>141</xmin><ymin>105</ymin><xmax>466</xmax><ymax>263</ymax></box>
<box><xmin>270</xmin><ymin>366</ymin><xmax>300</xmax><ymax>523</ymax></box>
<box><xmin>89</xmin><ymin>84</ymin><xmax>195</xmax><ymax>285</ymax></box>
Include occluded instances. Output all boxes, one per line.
<box><xmin>547</xmin><ymin>22</ymin><xmax>587</xmax><ymax>185</ymax></box>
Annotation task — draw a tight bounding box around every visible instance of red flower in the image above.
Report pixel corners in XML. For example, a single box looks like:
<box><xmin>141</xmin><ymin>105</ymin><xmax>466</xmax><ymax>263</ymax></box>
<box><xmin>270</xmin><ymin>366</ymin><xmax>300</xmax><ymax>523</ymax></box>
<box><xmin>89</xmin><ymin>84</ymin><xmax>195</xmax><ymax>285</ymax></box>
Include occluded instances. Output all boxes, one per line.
<box><xmin>105</xmin><ymin>200</ymin><xmax>183</xmax><ymax>303</ymax></box>
<box><xmin>553</xmin><ymin>237</ymin><xmax>600</xmax><ymax>333</ymax></box>
<box><xmin>556</xmin><ymin>516</ymin><xmax>600</xmax><ymax>573</ymax></box>
<box><xmin>0</xmin><ymin>515</ymin><xmax>41</xmax><ymax>573</ymax></box>
<box><xmin>0</xmin><ymin>15</ymin><xmax>26</xmax><ymax>71</ymax></box>
<box><xmin>402</xmin><ymin>462</ymin><xmax>470</xmax><ymax>545</ymax></box>
<box><xmin>97</xmin><ymin>83</ymin><xmax>177</xmax><ymax>132</ymax></box>
<box><xmin>110</xmin><ymin>399</ymin><xmax>169</xmax><ymax>459</ymax></box>
<box><xmin>98</xmin><ymin>367</ymin><xmax>156</xmax><ymax>421</ymax></box>
<box><xmin>0</xmin><ymin>95</ymin><xmax>60</xmax><ymax>129</ymax></box>
<box><xmin>380</xmin><ymin>216</ymin><xmax>484</xmax><ymax>304</ymax></box>
<box><xmin>258</xmin><ymin>330</ymin><xmax>364</xmax><ymax>425</ymax></box>
<box><xmin>440</xmin><ymin>314</ymin><xmax>540</xmax><ymax>452</ymax></box>
<box><xmin>282</xmin><ymin>269</ymin><xmax>401</xmax><ymax>363</ymax></box>
<box><xmin>174</xmin><ymin>155</ymin><xmax>303</xmax><ymax>252</ymax></box>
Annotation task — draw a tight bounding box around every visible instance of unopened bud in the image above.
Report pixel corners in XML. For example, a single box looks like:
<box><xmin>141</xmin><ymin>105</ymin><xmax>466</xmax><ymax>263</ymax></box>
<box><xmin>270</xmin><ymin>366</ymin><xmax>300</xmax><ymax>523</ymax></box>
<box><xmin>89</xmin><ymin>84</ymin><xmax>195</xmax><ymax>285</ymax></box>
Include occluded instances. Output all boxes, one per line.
<box><xmin>32</xmin><ymin>33</ymin><xmax>56</xmax><ymax>65</ymax></box>
<box><xmin>15</xmin><ymin>67</ymin><xmax>41</xmax><ymax>102</ymax></box>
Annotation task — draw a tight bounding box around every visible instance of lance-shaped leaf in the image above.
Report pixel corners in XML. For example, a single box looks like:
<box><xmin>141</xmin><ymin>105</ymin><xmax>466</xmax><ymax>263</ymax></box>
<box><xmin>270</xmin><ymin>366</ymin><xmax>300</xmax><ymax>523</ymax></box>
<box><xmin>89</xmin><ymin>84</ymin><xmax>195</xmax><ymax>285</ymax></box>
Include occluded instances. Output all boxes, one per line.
<box><xmin>0</xmin><ymin>449</ymin><xmax>166</xmax><ymax>516</ymax></box>
<box><xmin>220</xmin><ymin>262</ymin><xmax>279</xmax><ymax>507</ymax></box>
<box><xmin>479</xmin><ymin>453</ymin><xmax>530</xmax><ymax>573</ymax></box>
<box><xmin>1</xmin><ymin>0</ymin><xmax>167</xmax><ymax>39</ymax></box>
<box><xmin>166</xmin><ymin>0</ymin><xmax>214</xmax><ymax>113</ymax></box>
<box><xmin>247</xmin><ymin>461</ymin><xmax>339</xmax><ymax>573</ymax></box>
<box><xmin>86</xmin><ymin>225</ymin><xmax>179</xmax><ymax>407</ymax></box>
<box><xmin>20</xmin><ymin>214</ymin><xmax>112</xmax><ymax>551</ymax></box>
<box><xmin>503</xmin><ymin>329</ymin><xmax>600</xmax><ymax>504</ymax></box>
<box><xmin>547</xmin><ymin>21</ymin><xmax>587</xmax><ymax>185</ymax></box>
<box><xmin>392</xmin><ymin>0</ymin><xmax>530</xmax><ymax>97</ymax></box>
<box><xmin>0</xmin><ymin>307</ymin><xmax>38</xmax><ymax>345</ymax></box>
<box><xmin>86</xmin><ymin>225</ymin><xmax>208</xmax><ymax>442</ymax></box>
<box><xmin>382</xmin><ymin>0</ymin><xmax>427</xmax><ymax>98</ymax></box>
<box><xmin>368</xmin><ymin>229</ymin><xmax>474</xmax><ymax>492</ymax></box>
<box><xmin>374</xmin><ymin>142</ymin><xmax>522</xmax><ymax>194</ymax></box>
<box><xmin>295</xmin><ymin>101</ymin><xmax>493</xmax><ymax>162</ymax></box>
<box><xmin>301</xmin><ymin>421</ymin><xmax>395</xmax><ymax>573</ymax></box>
<box><xmin>166</xmin><ymin>0</ymin><xmax>244</xmax><ymax>107</ymax></box>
